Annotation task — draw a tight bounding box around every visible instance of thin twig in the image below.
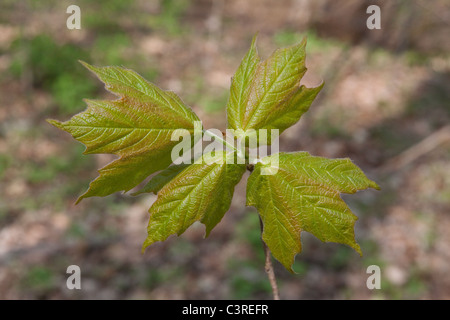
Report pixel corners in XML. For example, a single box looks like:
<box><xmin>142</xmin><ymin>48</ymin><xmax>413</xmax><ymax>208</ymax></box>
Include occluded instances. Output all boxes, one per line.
<box><xmin>259</xmin><ymin>216</ymin><xmax>280</xmax><ymax>300</ymax></box>
<box><xmin>379</xmin><ymin>125</ymin><xmax>450</xmax><ymax>173</ymax></box>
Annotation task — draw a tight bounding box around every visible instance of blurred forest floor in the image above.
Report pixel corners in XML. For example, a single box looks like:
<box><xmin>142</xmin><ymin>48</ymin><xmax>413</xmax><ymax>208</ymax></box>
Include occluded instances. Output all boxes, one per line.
<box><xmin>0</xmin><ymin>0</ymin><xmax>449</xmax><ymax>299</ymax></box>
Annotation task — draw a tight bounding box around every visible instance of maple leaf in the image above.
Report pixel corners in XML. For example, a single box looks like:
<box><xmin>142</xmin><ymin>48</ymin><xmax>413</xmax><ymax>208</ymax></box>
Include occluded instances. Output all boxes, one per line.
<box><xmin>142</xmin><ymin>151</ymin><xmax>246</xmax><ymax>249</ymax></box>
<box><xmin>227</xmin><ymin>36</ymin><xmax>323</xmax><ymax>142</ymax></box>
<box><xmin>246</xmin><ymin>152</ymin><xmax>379</xmax><ymax>272</ymax></box>
<box><xmin>47</xmin><ymin>62</ymin><xmax>200</xmax><ymax>203</ymax></box>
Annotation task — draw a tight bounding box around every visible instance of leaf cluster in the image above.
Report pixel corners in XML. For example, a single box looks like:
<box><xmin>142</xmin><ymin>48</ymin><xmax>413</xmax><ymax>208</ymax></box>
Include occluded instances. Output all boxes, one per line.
<box><xmin>48</xmin><ymin>36</ymin><xmax>378</xmax><ymax>271</ymax></box>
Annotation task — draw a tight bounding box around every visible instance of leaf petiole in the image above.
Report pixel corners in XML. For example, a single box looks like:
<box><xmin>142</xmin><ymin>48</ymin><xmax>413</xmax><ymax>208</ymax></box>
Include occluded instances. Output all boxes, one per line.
<box><xmin>202</xmin><ymin>129</ymin><xmax>247</xmax><ymax>162</ymax></box>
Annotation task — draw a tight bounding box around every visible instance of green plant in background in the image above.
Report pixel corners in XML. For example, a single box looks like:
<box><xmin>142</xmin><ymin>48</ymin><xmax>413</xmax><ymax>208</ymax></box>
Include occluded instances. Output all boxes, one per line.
<box><xmin>149</xmin><ymin>0</ymin><xmax>190</xmax><ymax>36</ymax></box>
<box><xmin>0</xmin><ymin>154</ymin><xmax>11</xmax><ymax>180</ymax></box>
<box><xmin>47</xmin><ymin>36</ymin><xmax>379</xmax><ymax>299</ymax></box>
<box><xmin>9</xmin><ymin>35</ymin><xmax>97</xmax><ymax>114</ymax></box>
<box><xmin>82</xmin><ymin>0</ymin><xmax>133</xmax><ymax>33</ymax></box>
<box><xmin>22</xmin><ymin>266</ymin><xmax>55</xmax><ymax>292</ymax></box>
<box><xmin>274</xmin><ymin>29</ymin><xmax>346</xmax><ymax>53</ymax></box>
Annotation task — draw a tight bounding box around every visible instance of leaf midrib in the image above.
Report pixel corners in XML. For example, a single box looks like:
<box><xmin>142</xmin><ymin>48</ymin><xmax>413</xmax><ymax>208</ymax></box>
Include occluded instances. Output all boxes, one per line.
<box><xmin>63</xmin><ymin>125</ymin><xmax>194</xmax><ymax>131</ymax></box>
<box><xmin>232</xmin><ymin>44</ymin><xmax>258</xmax><ymax>129</ymax></box>
<box><xmin>153</xmin><ymin>161</ymin><xmax>222</xmax><ymax>236</ymax></box>
<box><xmin>243</xmin><ymin>45</ymin><xmax>304</xmax><ymax>130</ymax></box>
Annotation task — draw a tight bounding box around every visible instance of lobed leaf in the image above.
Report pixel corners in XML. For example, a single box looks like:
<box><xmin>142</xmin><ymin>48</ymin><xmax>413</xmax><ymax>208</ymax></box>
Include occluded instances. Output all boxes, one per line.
<box><xmin>226</xmin><ymin>36</ymin><xmax>323</xmax><ymax>141</ymax></box>
<box><xmin>227</xmin><ymin>35</ymin><xmax>260</xmax><ymax>131</ymax></box>
<box><xmin>246</xmin><ymin>152</ymin><xmax>379</xmax><ymax>272</ymax></box>
<box><xmin>143</xmin><ymin>151</ymin><xmax>246</xmax><ymax>250</ymax></box>
<box><xmin>48</xmin><ymin>62</ymin><xmax>200</xmax><ymax>203</ymax></box>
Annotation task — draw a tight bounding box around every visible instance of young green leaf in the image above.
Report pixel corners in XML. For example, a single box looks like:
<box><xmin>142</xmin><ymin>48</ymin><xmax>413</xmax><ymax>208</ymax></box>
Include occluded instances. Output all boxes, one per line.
<box><xmin>47</xmin><ymin>62</ymin><xmax>200</xmax><ymax>203</ymax></box>
<box><xmin>226</xmin><ymin>37</ymin><xmax>323</xmax><ymax>141</ymax></box>
<box><xmin>227</xmin><ymin>35</ymin><xmax>260</xmax><ymax>131</ymax></box>
<box><xmin>143</xmin><ymin>151</ymin><xmax>246</xmax><ymax>250</ymax></box>
<box><xmin>246</xmin><ymin>152</ymin><xmax>379</xmax><ymax>272</ymax></box>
